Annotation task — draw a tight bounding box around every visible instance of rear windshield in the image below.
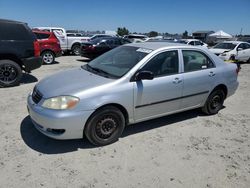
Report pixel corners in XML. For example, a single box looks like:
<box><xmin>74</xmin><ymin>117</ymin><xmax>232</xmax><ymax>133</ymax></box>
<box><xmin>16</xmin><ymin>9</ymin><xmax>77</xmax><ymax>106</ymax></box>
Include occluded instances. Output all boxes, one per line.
<box><xmin>0</xmin><ymin>22</ymin><xmax>34</xmax><ymax>40</ymax></box>
<box><xmin>213</xmin><ymin>43</ymin><xmax>237</xmax><ymax>50</ymax></box>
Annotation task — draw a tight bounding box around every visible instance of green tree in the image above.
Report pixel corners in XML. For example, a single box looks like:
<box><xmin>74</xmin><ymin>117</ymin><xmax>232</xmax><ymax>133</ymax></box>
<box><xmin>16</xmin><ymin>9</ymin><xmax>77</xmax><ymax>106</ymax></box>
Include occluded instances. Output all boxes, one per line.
<box><xmin>182</xmin><ymin>30</ymin><xmax>188</xmax><ymax>39</ymax></box>
<box><xmin>148</xmin><ymin>31</ymin><xmax>158</xmax><ymax>37</ymax></box>
<box><xmin>117</xmin><ymin>27</ymin><xmax>129</xmax><ymax>36</ymax></box>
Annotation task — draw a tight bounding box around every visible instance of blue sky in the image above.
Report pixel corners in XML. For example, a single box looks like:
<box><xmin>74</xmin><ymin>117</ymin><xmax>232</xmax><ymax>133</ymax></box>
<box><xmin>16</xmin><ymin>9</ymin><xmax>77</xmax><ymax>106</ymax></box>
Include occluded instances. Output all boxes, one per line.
<box><xmin>0</xmin><ymin>0</ymin><xmax>250</xmax><ymax>35</ymax></box>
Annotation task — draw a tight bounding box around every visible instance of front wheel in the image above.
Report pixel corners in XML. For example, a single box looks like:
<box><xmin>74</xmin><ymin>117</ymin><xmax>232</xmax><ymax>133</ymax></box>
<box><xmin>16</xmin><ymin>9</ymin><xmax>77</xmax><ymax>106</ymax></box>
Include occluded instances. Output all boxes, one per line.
<box><xmin>84</xmin><ymin>106</ymin><xmax>125</xmax><ymax>146</ymax></box>
<box><xmin>202</xmin><ymin>90</ymin><xmax>225</xmax><ymax>115</ymax></box>
<box><xmin>0</xmin><ymin>60</ymin><xmax>22</xmax><ymax>87</ymax></box>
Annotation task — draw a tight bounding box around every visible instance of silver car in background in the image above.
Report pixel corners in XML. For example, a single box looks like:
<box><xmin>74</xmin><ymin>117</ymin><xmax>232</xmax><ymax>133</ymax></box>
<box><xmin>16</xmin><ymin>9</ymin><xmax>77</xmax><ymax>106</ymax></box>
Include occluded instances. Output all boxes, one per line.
<box><xmin>27</xmin><ymin>42</ymin><xmax>239</xmax><ymax>146</ymax></box>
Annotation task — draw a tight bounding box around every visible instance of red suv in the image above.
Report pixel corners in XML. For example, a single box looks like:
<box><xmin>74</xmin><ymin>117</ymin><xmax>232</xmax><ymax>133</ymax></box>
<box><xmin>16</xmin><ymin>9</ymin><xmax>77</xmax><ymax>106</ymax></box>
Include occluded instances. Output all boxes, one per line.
<box><xmin>33</xmin><ymin>30</ymin><xmax>62</xmax><ymax>64</ymax></box>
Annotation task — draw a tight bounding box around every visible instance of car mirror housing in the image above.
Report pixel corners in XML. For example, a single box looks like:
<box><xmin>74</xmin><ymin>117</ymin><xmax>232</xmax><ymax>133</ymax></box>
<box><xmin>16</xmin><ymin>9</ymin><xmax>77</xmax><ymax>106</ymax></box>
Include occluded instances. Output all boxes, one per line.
<box><xmin>134</xmin><ymin>71</ymin><xmax>154</xmax><ymax>81</ymax></box>
<box><xmin>237</xmin><ymin>48</ymin><xmax>243</xmax><ymax>51</ymax></box>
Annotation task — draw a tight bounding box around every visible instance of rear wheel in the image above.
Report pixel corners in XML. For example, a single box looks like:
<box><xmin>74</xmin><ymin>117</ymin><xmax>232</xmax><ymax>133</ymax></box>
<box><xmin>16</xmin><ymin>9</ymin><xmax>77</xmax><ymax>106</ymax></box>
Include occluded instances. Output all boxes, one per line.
<box><xmin>72</xmin><ymin>44</ymin><xmax>81</xmax><ymax>55</ymax></box>
<box><xmin>84</xmin><ymin>106</ymin><xmax>125</xmax><ymax>146</ymax></box>
<box><xmin>41</xmin><ymin>51</ymin><xmax>55</xmax><ymax>64</ymax></box>
<box><xmin>0</xmin><ymin>60</ymin><xmax>22</xmax><ymax>87</ymax></box>
<box><xmin>202</xmin><ymin>89</ymin><xmax>225</xmax><ymax>115</ymax></box>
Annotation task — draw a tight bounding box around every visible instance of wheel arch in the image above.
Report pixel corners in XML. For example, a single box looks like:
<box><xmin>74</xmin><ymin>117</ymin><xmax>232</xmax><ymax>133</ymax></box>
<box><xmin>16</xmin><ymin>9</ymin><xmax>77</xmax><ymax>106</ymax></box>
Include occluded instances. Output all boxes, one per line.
<box><xmin>84</xmin><ymin>103</ymin><xmax>129</xmax><ymax>131</ymax></box>
<box><xmin>211</xmin><ymin>84</ymin><xmax>228</xmax><ymax>98</ymax></box>
<box><xmin>41</xmin><ymin>49</ymin><xmax>56</xmax><ymax>56</ymax></box>
<box><xmin>0</xmin><ymin>54</ymin><xmax>23</xmax><ymax>69</ymax></box>
<box><xmin>71</xmin><ymin>42</ymin><xmax>81</xmax><ymax>50</ymax></box>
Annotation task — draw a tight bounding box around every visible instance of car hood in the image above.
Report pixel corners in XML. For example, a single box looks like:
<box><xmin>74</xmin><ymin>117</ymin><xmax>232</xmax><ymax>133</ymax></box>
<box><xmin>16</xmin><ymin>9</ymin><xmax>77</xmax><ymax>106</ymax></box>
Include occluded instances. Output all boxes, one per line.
<box><xmin>36</xmin><ymin>67</ymin><xmax>114</xmax><ymax>98</ymax></box>
<box><xmin>209</xmin><ymin>48</ymin><xmax>231</xmax><ymax>54</ymax></box>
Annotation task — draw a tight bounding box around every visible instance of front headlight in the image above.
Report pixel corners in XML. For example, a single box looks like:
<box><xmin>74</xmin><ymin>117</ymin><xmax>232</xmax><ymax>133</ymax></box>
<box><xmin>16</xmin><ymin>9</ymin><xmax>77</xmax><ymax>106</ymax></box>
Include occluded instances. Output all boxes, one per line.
<box><xmin>41</xmin><ymin>96</ymin><xmax>80</xmax><ymax>110</ymax></box>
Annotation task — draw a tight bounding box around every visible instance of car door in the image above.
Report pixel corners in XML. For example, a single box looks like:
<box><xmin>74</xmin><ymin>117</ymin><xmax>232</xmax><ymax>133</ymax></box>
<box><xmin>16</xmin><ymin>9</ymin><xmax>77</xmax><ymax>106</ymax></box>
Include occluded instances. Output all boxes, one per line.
<box><xmin>237</xmin><ymin>43</ymin><xmax>250</xmax><ymax>62</ymax></box>
<box><xmin>133</xmin><ymin>50</ymin><xmax>183</xmax><ymax>122</ymax></box>
<box><xmin>181</xmin><ymin>50</ymin><xmax>217</xmax><ymax>109</ymax></box>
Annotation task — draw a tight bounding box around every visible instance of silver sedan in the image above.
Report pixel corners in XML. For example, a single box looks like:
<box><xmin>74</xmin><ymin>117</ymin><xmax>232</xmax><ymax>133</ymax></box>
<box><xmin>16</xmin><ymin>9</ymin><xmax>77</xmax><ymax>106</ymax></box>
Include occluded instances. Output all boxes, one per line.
<box><xmin>27</xmin><ymin>42</ymin><xmax>239</xmax><ymax>146</ymax></box>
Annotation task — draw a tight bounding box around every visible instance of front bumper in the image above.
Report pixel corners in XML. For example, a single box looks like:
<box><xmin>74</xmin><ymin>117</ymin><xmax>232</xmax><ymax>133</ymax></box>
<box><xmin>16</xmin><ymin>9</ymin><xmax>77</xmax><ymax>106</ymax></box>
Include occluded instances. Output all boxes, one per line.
<box><xmin>22</xmin><ymin>56</ymin><xmax>42</xmax><ymax>72</ymax></box>
<box><xmin>218</xmin><ymin>55</ymin><xmax>230</xmax><ymax>61</ymax></box>
<box><xmin>27</xmin><ymin>94</ymin><xmax>94</xmax><ymax>140</ymax></box>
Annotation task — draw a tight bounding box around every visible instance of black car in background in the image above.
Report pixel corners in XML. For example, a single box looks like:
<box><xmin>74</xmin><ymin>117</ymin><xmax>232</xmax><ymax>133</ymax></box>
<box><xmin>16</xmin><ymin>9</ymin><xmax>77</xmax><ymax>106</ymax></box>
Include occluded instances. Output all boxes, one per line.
<box><xmin>80</xmin><ymin>37</ymin><xmax>131</xmax><ymax>59</ymax></box>
<box><xmin>0</xmin><ymin>19</ymin><xmax>42</xmax><ymax>87</ymax></box>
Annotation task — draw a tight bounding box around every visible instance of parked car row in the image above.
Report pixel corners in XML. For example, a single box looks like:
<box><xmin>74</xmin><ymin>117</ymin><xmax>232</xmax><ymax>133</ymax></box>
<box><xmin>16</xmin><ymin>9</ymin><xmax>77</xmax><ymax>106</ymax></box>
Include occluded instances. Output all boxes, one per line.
<box><xmin>33</xmin><ymin>27</ymin><xmax>89</xmax><ymax>55</ymax></box>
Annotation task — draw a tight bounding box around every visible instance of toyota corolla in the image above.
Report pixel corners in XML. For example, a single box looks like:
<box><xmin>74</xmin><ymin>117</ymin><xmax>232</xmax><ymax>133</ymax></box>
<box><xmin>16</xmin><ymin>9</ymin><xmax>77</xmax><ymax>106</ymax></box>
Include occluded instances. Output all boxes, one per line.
<box><xmin>27</xmin><ymin>42</ymin><xmax>239</xmax><ymax>146</ymax></box>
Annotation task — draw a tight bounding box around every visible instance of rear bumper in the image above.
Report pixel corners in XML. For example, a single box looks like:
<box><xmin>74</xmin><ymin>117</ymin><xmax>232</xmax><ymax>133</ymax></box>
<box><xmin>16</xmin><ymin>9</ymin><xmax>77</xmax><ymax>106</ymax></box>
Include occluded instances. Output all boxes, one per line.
<box><xmin>22</xmin><ymin>56</ymin><xmax>42</xmax><ymax>72</ymax></box>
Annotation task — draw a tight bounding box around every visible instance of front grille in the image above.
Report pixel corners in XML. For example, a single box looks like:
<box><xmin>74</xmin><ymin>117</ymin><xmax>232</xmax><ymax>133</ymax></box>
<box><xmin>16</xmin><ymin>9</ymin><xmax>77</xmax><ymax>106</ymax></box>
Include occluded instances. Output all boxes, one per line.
<box><xmin>32</xmin><ymin>87</ymin><xmax>43</xmax><ymax>104</ymax></box>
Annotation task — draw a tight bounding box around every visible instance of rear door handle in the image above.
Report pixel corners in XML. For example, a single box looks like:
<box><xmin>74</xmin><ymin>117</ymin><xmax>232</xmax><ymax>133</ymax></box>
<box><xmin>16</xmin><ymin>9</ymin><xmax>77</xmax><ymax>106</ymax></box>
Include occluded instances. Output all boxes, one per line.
<box><xmin>173</xmin><ymin>77</ymin><xmax>182</xmax><ymax>84</ymax></box>
<box><xmin>209</xmin><ymin>71</ymin><xmax>216</xmax><ymax>77</ymax></box>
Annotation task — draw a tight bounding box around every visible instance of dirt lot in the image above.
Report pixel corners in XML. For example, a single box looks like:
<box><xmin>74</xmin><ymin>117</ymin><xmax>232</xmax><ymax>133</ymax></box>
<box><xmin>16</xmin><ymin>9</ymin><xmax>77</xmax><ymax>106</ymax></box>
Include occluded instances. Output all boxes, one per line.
<box><xmin>0</xmin><ymin>56</ymin><xmax>249</xmax><ymax>188</ymax></box>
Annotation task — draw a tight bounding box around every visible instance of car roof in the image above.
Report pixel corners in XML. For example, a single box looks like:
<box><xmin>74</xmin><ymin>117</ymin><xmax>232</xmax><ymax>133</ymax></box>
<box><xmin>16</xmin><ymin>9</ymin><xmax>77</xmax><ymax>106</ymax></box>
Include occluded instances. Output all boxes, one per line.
<box><xmin>0</xmin><ymin>18</ymin><xmax>25</xmax><ymax>24</ymax></box>
<box><xmin>125</xmin><ymin>42</ymin><xmax>189</xmax><ymax>50</ymax></box>
<box><xmin>180</xmin><ymin>39</ymin><xmax>200</xmax><ymax>42</ymax></box>
<box><xmin>33</xmin><ymin>27</ymin><xmax>65</xmax><ymax>30</ymax></box>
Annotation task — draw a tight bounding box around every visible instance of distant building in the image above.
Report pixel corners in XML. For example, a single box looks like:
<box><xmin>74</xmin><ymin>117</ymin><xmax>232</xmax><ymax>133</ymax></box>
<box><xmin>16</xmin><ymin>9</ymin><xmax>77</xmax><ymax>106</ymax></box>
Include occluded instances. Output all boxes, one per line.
<box><xmin>192</xmin><ymin>31</ymin><xmax>214</xmax><ymax>42</ymax></box>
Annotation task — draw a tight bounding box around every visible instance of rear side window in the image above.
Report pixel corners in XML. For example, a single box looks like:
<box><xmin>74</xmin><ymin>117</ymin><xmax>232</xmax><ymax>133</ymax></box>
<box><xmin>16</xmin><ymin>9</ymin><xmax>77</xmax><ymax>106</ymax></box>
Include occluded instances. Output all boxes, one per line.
<box><xmin>182</xmin><ymin>50</ymin><xmax>215</xmax><ymax>72</ymax></box>
<box><xmin>34</xmin><ymin>33</ymin><xmax>50</xmax><ymax>39</ymax></box>
<box><xmin>0</xmin><ymin>22</ymin><xmax>31</xmax><ymax>40</ymax></box>
<box><xmin>39</xmin><ymin>33</ymin><xmax>50</xmax><ymax>39</ymax></box>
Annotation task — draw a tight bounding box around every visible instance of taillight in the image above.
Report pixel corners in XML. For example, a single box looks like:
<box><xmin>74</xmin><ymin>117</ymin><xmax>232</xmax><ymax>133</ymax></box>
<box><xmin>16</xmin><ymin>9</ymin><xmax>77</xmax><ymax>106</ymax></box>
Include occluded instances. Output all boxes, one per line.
<box><xmin>33</xmin><ymin>40</ymin><xmax>40</xmax><ymax>57</ymax></box>
<box><xmin>87</xmin><ymin>45</ymin><xmax>95</xmax><ymax>50</ymax></box>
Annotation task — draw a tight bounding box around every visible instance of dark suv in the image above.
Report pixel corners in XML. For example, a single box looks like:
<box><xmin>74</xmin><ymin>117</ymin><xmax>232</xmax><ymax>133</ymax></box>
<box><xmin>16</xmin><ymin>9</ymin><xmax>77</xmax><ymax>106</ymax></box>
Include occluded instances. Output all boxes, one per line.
<box><xmin>0</xmin><ymin>19</ymin><xmax>42</xmax><ymax>87</ymax></box>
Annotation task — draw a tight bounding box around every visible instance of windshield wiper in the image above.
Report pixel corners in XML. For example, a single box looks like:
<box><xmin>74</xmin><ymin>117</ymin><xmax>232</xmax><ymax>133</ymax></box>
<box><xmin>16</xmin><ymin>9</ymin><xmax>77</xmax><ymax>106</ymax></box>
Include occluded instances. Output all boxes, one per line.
<box><xmin>84</xmin><ymin>64</ymin><xmax>117</xmax><ymax>78</ymax></box>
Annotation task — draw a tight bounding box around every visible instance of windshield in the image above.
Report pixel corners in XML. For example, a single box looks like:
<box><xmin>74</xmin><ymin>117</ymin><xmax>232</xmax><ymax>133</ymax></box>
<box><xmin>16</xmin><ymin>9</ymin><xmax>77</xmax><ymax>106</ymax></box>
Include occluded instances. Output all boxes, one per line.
<box><xmin>213</xmin><ymin>43</ymin><xmax>237</xmax><ymax>50</ymax></box>
<box><xmin>82</xmin><ymin>46</ymin><xmax>150</xmax><ymax>78</ymax></box>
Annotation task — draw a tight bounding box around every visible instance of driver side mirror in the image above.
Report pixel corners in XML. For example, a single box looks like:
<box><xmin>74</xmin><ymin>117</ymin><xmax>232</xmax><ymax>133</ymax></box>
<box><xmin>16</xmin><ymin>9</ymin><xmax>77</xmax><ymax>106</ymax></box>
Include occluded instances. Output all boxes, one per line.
<box><xmin>134</xmin><ymin>71</ymin><xmax>154</xmax><ymax>81</ymax></box>
<box><xmin>237</xmin><ymin>48</ymin><xmax>243</xmax><ymax>51</ymax></box>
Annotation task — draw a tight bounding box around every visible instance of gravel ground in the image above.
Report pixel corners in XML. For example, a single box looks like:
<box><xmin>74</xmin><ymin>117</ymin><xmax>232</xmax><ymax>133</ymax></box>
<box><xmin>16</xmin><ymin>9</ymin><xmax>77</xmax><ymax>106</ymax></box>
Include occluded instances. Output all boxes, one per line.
<box><xmin>0</xmin><ymin>56</ymin><xmax>249</xmax><ymax>188</ymax></box>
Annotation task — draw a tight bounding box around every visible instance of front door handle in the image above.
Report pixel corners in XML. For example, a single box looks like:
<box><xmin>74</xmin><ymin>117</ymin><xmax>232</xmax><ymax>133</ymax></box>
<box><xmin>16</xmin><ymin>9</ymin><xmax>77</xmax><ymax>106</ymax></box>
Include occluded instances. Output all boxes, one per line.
<box><xmin>173</xmin><ymin>77</ymin><xmax>182</xmax><ymax>84</ymax></box>
<box><xmin>209</xmin><ymin>71</ymin><xmax>216</xmax><ymax>77</ymax></box>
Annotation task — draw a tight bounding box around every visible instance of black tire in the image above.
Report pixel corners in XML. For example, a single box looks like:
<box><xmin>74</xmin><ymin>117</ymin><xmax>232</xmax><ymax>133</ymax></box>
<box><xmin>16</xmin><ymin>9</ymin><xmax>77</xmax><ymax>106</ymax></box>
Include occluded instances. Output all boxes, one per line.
<box><xmin>72</xmin><ymin>44</ymin><xmax>81</xmax><ymax>56</ymax></box>
<box><xmin>41</xmin><ymin>51</ymin><xmax>55</xmax><ymax>64</ymax></box>
<box><xmin>84</xmin><ymin>106</ymin><xmax>125</xmax><ymax>146</ymax></box>
<box><xmin>202</xmin><ymin>89</ymin><xmax>225</xmax><ymax>115</ymax></box>
<box><xmin>0</xmin><ymin>60</ymin><xmax>22</xmax><ymax>87</ymax></box>
<box><xmin>229</xmin><ymin>55</ymin><xmax>235</xmax><ymax>61</ymax></box>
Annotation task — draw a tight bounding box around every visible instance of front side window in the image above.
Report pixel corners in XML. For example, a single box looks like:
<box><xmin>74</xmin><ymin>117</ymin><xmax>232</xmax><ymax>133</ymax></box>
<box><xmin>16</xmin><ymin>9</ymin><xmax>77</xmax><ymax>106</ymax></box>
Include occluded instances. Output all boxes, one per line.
<box><xmin>189</xmin><ymin>41</ymin><xmax>195</xmax><ymax>45</ymax></box>
<box><xmin>195</xmin><ymin>41</ymin><xmax>202</xmax><ymax>45</ymax></box>
<box><xmin>140</xmin><ymin>50</ymin><xmax>179</xmax><ymax>77</ymax></box>
<box><xmin>183</xmin><ymin>50</ymin><xmax>214</xmax><ymax>72</ymax></box>
<box><xmin>244</xmin><ymin>43</ymin><xmax>250</xmax><ymax>49</ymax></box>
<box><xmin>237</xmin><ymin>43</ymin><xmax>245</xmax><ymax>50</ymax></box>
